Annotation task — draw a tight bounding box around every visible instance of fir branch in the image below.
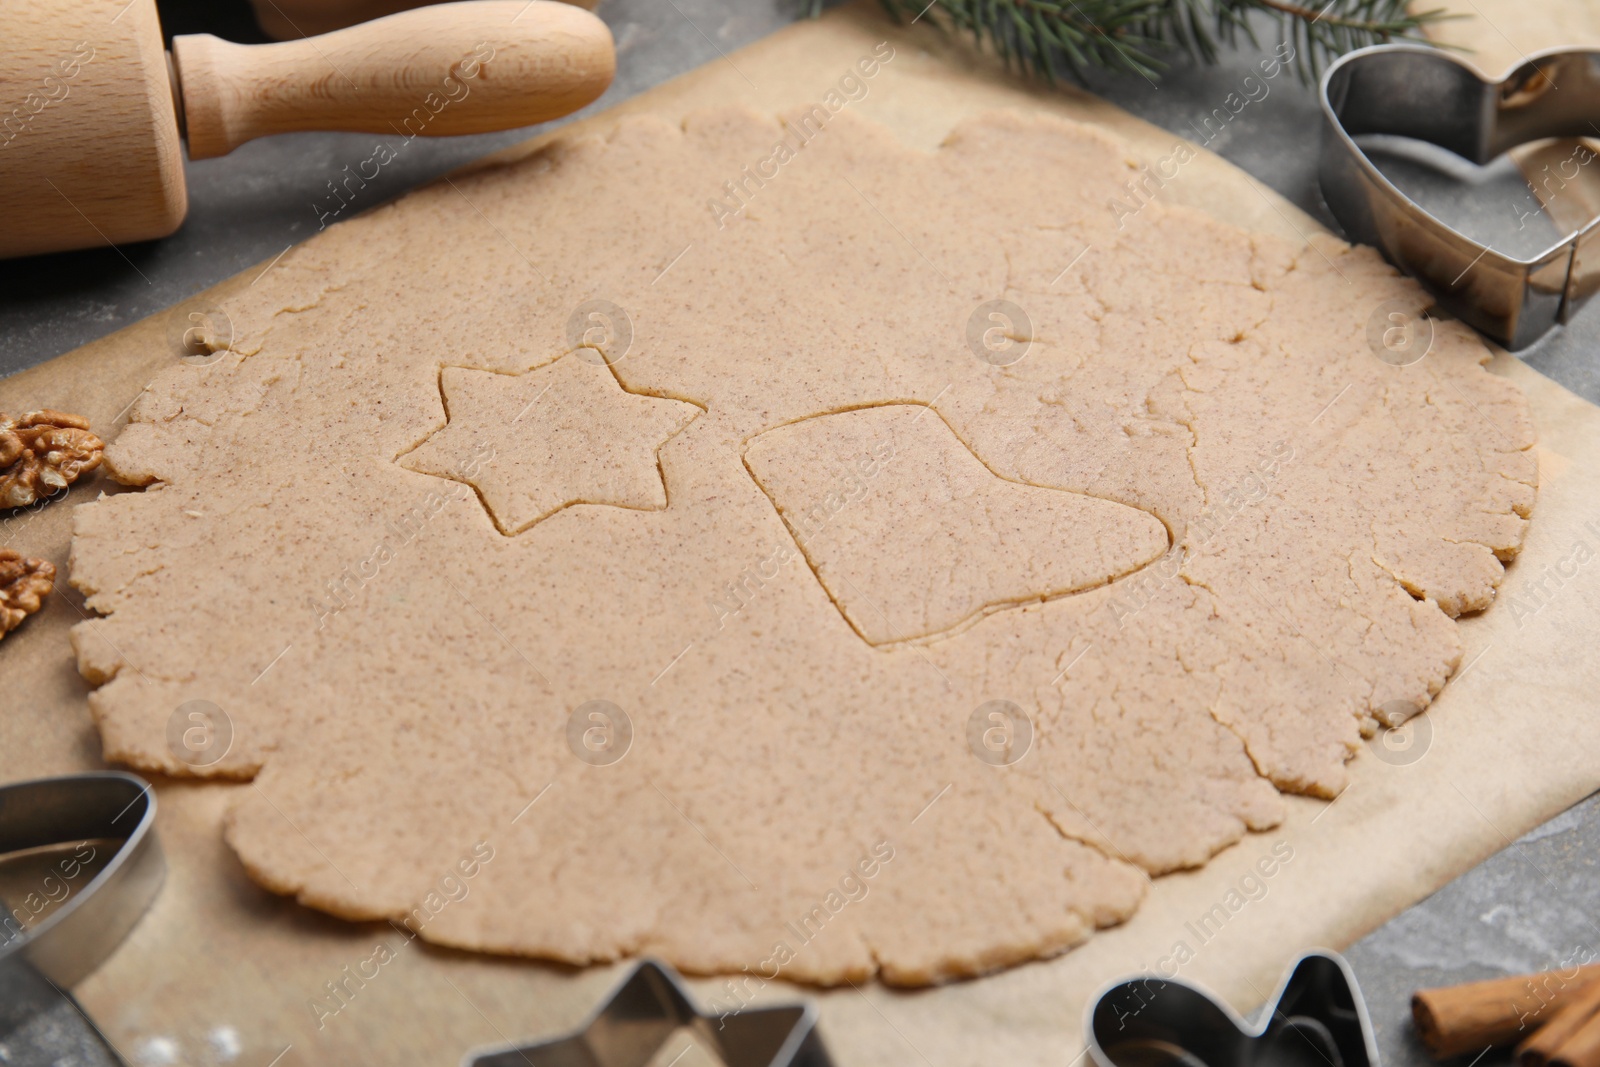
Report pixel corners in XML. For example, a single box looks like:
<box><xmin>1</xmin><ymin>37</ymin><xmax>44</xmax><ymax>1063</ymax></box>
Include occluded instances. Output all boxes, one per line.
<box><xmin>823</xmin><ymin>0</ymin><xmax>1454</xmax><ymax>84</ymax></box>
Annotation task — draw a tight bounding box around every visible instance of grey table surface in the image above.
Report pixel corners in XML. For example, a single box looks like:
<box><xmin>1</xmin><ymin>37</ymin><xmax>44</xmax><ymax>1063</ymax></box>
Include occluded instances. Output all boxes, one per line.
<box><xmin>1</xmin><ymin>3</ymin><xmax>1595</xmax><ymax>1066</ymax></box>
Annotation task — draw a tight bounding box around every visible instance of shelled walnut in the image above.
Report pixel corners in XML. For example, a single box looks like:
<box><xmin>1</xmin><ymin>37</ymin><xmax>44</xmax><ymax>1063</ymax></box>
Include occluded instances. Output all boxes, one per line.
<box><xmin>0</xmin><ymin>550</ymin><xmax>53</xmax><ymax>640</ymax></box>
<box><xmin>0</xmin><ymin>410</ymin><xmax>104</xmax><ymax>509</ymax></box>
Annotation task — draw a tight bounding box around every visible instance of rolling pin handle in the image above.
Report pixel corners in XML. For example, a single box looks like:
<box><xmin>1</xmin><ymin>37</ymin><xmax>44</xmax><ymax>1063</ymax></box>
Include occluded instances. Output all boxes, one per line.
<box><xmin>170</xmin><ymin>0</ymin><xmax>614</xmax><ymax>160</ymax></box>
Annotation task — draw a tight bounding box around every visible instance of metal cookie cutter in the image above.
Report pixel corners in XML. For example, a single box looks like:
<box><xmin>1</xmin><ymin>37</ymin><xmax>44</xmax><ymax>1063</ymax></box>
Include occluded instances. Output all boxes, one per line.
<box><xmin>1320</xmin><ymin>44</ymin><xmax>1600</xmax><ymax>350</ymax></box>
<box><xmin>464</xmin><ymin>958</ymin><xmax>834</xmax><ymax>1067</ymax></box>
<box><xmin>0</xmin><ymin>772</ymin><xmax>165</xmax><ymax>1063</ymax></box>
<box><xmin>1087</xmin><ymin>950</ymin><xmax>1379</xmax><ymax>1067</ymax></box>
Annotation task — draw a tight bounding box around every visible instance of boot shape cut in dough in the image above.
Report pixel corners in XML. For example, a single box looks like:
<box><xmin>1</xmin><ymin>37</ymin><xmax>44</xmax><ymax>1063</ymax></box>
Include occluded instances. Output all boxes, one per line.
<box><xmin>745</xmin><ymin>404</ymin><xmax>1170</xmax><ymax>645</ymax></box>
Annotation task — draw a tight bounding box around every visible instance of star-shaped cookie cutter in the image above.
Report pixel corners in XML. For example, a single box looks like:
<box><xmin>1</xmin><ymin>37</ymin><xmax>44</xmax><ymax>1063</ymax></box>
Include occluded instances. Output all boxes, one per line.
<box><xmin>1320</xmin><ymin>44</ymin><xmax>1600</xmax><ymax>350</ymax></box>
<box><xmin>463</xmin><ymin>958</ymin><xmax>835</xmax><ymax>1067</ymax></box>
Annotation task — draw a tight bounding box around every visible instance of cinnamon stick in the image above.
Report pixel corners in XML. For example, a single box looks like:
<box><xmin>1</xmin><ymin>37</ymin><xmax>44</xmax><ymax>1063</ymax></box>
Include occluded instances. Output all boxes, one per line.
<box><xmin>1548</xmin><ymin>1011</ymin><xmax>1600</xmax><ymax>1067</ymax></box>
<box><xmin>1519</xmin><ymin>981</ymin><xmax>1600</xmax><ymax>1067</ymax></box>
<box><xmin>1412</xmin><ymin>964</ymin><xmax>1600</xmax><ymax>1059</ymax></box>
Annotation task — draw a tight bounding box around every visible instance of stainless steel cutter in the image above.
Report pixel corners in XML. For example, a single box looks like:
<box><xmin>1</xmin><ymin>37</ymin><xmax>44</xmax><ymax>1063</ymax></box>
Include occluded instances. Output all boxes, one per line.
<box><xmin>464</xmin><ymin>958</ymin><xmax>834</xmax><ymax>1067</ymax></box>
<box><xmin>1086</xmin><ymin>949</ymin><xmax>1379</xmax><ymax>1067</ymax></box>
<box><xmin>0</xmin><ymin>772</ymin><xmax>165</xmax><ymax>1066</ymax></box>
<box><xmin>1320</xmin><ymin>44</ymin><xmax>1600</xmax><ymax>349</ymax></box>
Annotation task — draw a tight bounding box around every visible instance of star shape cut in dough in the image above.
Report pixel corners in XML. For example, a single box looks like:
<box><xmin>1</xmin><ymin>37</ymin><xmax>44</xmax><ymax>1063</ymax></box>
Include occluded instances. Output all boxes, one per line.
<box><xmin>398</xmin><ymin>355</ymin><xmax>701</xmax><ymax>536</ymax></box>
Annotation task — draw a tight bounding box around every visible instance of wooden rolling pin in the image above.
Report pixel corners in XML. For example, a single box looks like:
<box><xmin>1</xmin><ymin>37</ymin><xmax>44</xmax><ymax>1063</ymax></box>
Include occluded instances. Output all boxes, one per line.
<box><xmin>0</xmin><ymin>0</ymin><xmax>614</xmax><ymax>259</ymax></box>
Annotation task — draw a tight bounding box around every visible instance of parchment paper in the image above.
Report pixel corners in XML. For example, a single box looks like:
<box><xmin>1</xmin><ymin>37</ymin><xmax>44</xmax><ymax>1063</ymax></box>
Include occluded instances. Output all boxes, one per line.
<box><xmin>1426</xmin><ymin>0</ymin><xmax>1600</xmax><ymax>78</ymax></box>
<box><xmin>2</xmin><ymin>6</ymin><xmax>1598</xmax><ymax>1065</ymax></box>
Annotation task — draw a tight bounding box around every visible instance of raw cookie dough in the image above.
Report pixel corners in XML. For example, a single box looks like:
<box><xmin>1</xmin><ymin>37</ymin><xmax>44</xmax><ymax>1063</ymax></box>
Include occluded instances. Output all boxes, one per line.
<box><xmin>398</xmin><ymin>357</ymin><xmax>702</xmax><ymax>535</ymax></box>
<box><xmin>744</xmin><ymin>404</ymin><xmax>1169</xmax><ymax>644</ymax></box>
<box><xmin>68</xmin><ymin>107</ymin><xmax>1536</xmax><ymax>986</ymax></box>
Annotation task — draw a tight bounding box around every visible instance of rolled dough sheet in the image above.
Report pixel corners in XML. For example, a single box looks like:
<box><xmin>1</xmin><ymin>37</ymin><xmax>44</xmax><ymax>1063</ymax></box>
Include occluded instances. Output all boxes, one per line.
<box><xmin>68</xmin><ymin>85</ymin><xmax>1533</xmax><ymax>985</ymax></box>
<box><xmin>0</xmin><ymin>5</ymin><xmax>1596</xmax><ymax>1065</ymax></box>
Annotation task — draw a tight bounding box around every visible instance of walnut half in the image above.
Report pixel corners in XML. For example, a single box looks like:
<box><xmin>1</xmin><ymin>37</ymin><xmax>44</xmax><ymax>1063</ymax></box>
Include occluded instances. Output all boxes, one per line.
<box><xmin>0</xmin><ymin>549</ymin><xmax>53</xmax><ymax>640</ymax></box>
<box><xmin>0</xmin><ymin>410</ymin><xmax>104</xmax><ymax>509</ymax></box>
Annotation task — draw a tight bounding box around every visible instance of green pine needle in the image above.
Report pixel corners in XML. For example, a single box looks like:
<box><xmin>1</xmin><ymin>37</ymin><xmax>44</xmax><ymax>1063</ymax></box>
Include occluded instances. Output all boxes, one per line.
<box><xmin>807</xmin><ymin>0</ymin><xmax>1454</xmax><ymax>84</ymax></box>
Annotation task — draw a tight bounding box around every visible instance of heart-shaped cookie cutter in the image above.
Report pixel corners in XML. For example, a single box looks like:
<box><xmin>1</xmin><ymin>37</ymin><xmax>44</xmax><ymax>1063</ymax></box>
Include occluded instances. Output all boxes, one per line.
<box><xmin>1319</xmin><ymin>44</ymin><xmax>1600</xmax><ymax>349</ymax></box>
<box><xmin>1086</xmin><ymin>950</ymin><xmax>1379</xmax><ymax>1067</ymax></box>
<box><xmin>0</xmin><ymin>772</ymin><xmax>164</xmax><ymax>987</ymax></box>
